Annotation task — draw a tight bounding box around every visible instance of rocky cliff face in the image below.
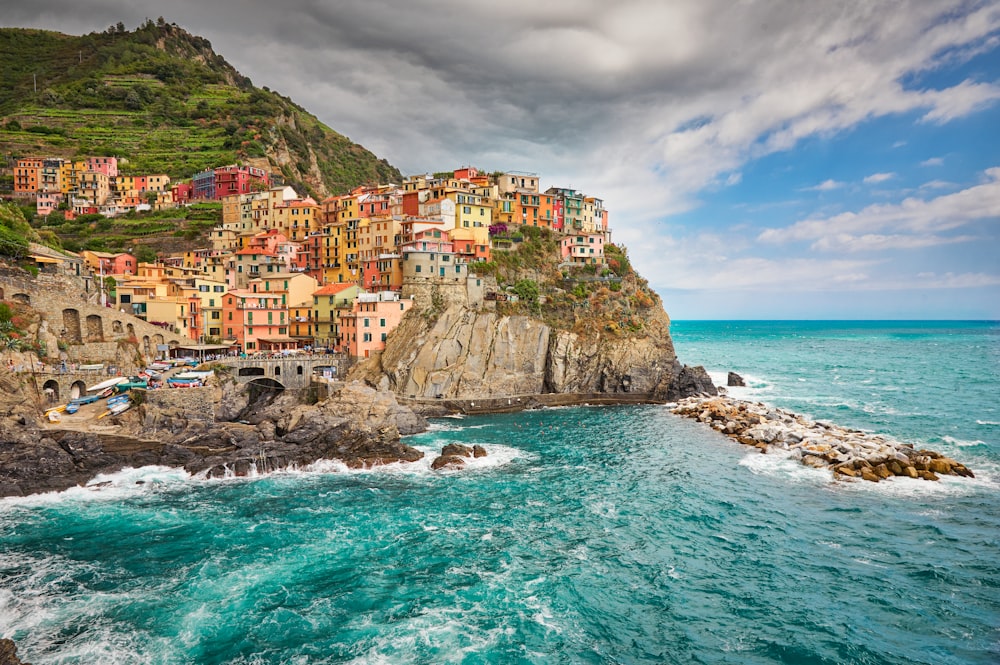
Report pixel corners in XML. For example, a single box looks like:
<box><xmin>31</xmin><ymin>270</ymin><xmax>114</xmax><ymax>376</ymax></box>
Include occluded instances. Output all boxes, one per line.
<box><xmin>355</xmin><ymin>301</ymin><xmax>715</xmax><ymax>402</ymax></box>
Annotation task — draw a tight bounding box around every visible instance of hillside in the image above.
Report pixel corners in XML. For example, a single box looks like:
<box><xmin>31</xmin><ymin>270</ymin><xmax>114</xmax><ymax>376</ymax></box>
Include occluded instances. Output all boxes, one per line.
<box><xmin>0</xmin><ymin>20</ymin><xmax>400</xmax><ymax>197</ymax></box>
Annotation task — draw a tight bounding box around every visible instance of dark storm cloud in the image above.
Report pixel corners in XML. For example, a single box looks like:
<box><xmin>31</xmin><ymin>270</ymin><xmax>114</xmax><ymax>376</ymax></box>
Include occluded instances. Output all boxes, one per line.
<box><xmin>6</xmin><ymin>0</ymin><xmax>1000</xmax><ymax>304</ymax></box>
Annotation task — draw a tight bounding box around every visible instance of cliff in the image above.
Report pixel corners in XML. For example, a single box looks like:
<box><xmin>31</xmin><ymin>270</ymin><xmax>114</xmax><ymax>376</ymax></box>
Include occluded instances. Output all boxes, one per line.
<box><xmin>357</xmin><ymin>303</ymin><xmax>713</xmax><ymax>402</ymax></box>
<box><xmin>352</xmin><ymin>231</ymin><xmax>715</xmax><ymax>404</ymax></box>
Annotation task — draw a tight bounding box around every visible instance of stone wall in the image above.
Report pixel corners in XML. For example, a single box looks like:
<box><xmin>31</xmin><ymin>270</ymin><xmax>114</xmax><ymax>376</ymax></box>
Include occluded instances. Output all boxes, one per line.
<box><xmin>142</xmin><ymin>387</ymin><xmax>217</xmax><ymax>422</ymax></box>
<box><xmin>402</xmin><ymin>272</ymin><xmax>493</xmax><ymax>311</ymax></box>
<box><xmin>0</xmin><ymin>268</ymin><xmax>188</xmax><ymax>363</ymax></box>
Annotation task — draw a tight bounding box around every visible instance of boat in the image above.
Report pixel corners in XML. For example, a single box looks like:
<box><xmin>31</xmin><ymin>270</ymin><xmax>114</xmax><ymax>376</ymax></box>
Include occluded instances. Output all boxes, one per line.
<box><xmin>70</xmin><ymin>394</ymin><xmax>101</xmax><ymax>406</ymax></box>
<box><xmin>64</xmin><ymin>403</ymin><xmax>79</xmax><ymax>414</ymax></box>
<box><xmin>107</xmin><ymin>394</ymin><xmax>130</xmax><ymax>407</ymax></box>
<box><xmin>167</xmin><ymin>379</ymin><xmax>202</xmax><ymax>388</ymax></box>
<box><xmin>97</xmin><ymin>399</ymin><xmax>131</xmax><ymax>419</ymax></box>
<box><xmin>87</xmin><ymin>377</ymin><xmax>128</xmax><ymax>393</ymax></box>
<box><xmin>47</xmin><ymin>410</ymin><xmax>61</xmax><ymax>423</ymax></box>
<box><xmin>113</xmin><ymin>379</ymin><xmax>148</xmax><ymax>393</ymax></box>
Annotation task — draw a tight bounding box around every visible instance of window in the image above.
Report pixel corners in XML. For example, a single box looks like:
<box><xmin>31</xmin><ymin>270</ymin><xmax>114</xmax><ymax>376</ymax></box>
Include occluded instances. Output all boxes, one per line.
<box><xmin>415</xmin><ymin>265</ymin><xmax>421</xmax><ymax>273</ymax></box>
<box><xmin>379</xmin><ymin>318</ymin><xmax>386</xmax><ymax>327</ymax></box>
<box><xmin>364</xmin><ymin>318</ymin><xmax>370</xmax><ymax>327</ymax></box>
<box><xmin>381</xmin><ymin>333</ymin><xmax>387</xmax><ymax>342</ymax></box>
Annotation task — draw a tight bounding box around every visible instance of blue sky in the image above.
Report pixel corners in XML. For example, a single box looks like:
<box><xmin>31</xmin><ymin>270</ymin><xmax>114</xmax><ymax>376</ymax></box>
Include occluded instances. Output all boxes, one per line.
<box><xmin>7</xmin><ymin>0</ymin><xmax>1000</xmax><ymax>319</ymax></box>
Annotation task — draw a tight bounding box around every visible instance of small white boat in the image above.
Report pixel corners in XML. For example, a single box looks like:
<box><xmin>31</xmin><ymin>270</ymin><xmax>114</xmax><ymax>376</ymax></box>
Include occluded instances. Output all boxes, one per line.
<box><xmin>87</xmin><ymin>377</ymin><xmax>128</xmax><ymax>393</ymax></box>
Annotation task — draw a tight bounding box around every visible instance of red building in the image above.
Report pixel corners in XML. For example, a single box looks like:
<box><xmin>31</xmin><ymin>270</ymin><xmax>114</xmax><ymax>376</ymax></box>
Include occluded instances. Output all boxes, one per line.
<box><xmin>172</xmin><ymin>182</ymin><xmax>193</xmax><ymax>204</ymax></box>
<box><xmin>214</xmin><ymin>165</ymin><xmax>269</xmax><ymax>199</ymax></box>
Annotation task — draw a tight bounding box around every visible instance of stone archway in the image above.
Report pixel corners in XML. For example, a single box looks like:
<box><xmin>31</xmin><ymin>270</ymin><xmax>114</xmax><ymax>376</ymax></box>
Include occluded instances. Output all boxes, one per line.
<box><xmin>42</xmin><ymin>379</ymin><xmax>59</xmax><ymax>403</ymax></box>
<box><xmin>0</xmin><ymin>286</ymin><xmax>4</xmax><ymax>300</ymax></box>
<box><xmin>274</xmin><ymin>365</ymin><xmax>281</xmax><ymax>376</ymax></box>
<box><xmin>143</xmin><ymin>335</ymin><xmax>151</xmax><ymax>358</ymax></box>
<box><xmin>62</xmin><ymin>309</ymin><xmax>82</xmax><ymax>343</ymax></box>
<box><xmin>112</xmin><ymin>320</ymin><xmax>124</xmax><ymax>334</ymax></box>
<box><xmin>127</xmin><ymin>323</ymin><xmax>135</xmax><ymax>337</ymax></box>
<box><xmin>85</xmin><ymin>314</ymin><xmax>104</xmax><ymax>343</ymax></box>
<box><xmin>152</xmin><ymin>333</ymin><xmax>164</xmax><ymax>347</ymax></box>
<box><xmin>69</xmin><ymin>380</ymin><xmax>87</xmax><ymax>400</ymax></box>
<box><xmin>12</xmin><ymin>293</ymin><xmax>30</xmax><ymax>305</ymax></box>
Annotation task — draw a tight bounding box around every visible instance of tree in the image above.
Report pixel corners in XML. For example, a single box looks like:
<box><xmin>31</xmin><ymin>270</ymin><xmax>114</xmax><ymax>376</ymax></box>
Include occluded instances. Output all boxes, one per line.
<box><xmin>134</xmin><ymin>244</ymin><xmax>158</xmax><ymax>263</ymax></box>
<box><xmin>513</xmin><ymin>279</ymin><xmax>539</xmax><ymax>306</ymax></box>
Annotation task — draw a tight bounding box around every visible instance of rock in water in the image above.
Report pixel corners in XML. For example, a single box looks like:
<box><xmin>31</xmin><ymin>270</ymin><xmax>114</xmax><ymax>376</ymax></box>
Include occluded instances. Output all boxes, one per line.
<box><xmin>0</xmin><ymin>639</ymin><xmax>29</xmax><ymax>665</ymax></box>
<box><xmin>727</xmin><ymin>372</ymin><xmax>746</xmax><ymax>387</ymax></box>
<box><xmin>431</xmin><ymin>455</ymin><xmax>467</xmax><ymax>470</ymax></box>
<box><xmin>441</xmin><ymin>443</ymin><xmax>473</xmax><ymax>458</ymax></box>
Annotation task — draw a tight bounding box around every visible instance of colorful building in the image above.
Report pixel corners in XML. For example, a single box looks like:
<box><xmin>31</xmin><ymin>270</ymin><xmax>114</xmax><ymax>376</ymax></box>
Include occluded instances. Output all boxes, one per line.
<box><xmin>338</xmin><ymin>291</ymin><xmax>413</xmax><ymax>358</ymax></box>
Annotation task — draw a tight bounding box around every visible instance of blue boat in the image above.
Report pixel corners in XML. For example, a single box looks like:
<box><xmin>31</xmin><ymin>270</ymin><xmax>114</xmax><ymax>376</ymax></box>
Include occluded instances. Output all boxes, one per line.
<box><xmin>70</xmin><ymin>394</ymin><xmax>101</xmax><ymax>406</ymax></box>
<box><xmin>106</xmin><ymin>394</ymin><xmax>130</xmax><ymax>407</ymax></box>
<box><xmin>64</xmin><ymin>403</ymin><xmax>79</xmax><ymax>414</ymax></box>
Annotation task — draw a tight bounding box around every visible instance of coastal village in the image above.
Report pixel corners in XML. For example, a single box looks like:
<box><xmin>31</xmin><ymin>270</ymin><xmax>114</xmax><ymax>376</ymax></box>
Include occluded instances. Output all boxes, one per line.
<box><xmin>9</xmin><ymin>157</ymin><xmax>611</xmax><ymax>358</ymax></box>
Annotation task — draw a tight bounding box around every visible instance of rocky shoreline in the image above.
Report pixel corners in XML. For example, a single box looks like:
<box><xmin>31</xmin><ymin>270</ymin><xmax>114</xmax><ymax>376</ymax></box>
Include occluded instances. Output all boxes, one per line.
<box><xmin>672</xmin><ymin>395</ymin><xmax>975</xmax><ymax>482</ymax></box>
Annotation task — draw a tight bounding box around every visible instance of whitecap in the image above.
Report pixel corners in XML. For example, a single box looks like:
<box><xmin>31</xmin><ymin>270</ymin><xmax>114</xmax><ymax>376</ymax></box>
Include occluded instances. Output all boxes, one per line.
<box><xmin>0</xmin><ymin>466</ymin><xmax>192</xmax><ymax>510</ymax></box>
<box><xmin>976</xmin><ymin>420</ymin><xmax>1000</xmax><ymax>426</ymax></box>
<box><xmin>940</xmin><ymin>435</ymin><xmax>986</xmax><ymax>447</ymax></box>
<box><xmin>737</xmin><ymin>449</ymin><xmax>830</xmax><ymax>485</ymax></box>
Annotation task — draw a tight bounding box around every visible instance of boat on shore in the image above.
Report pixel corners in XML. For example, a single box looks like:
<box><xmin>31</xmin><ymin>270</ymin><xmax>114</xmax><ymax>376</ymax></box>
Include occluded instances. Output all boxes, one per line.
<box><xmin>87</xmin><ymin>377</ymin><xmax>128</xmax><ymax>393</ymax></box>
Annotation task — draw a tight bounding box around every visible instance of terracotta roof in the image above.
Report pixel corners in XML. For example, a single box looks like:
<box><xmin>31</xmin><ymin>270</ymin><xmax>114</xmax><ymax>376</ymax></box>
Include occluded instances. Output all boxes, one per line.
<box><xmin>313</xmin><ymin>283</ymin><xmax>358</xmax><ymax>296</ymax></box>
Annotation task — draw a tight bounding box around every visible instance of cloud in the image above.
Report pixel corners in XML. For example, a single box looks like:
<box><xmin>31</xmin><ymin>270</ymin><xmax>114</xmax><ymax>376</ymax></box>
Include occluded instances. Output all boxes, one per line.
<box><xmin>921</xmin><ymin>157</ymin><xmax>945</xmax><ymax>166</ymax></box>
<box><xmin>801</xmin><ymin>179</ymin><xmax>845</xmax><ymax>191</ymax></box>
<box><xmin>863</xmin><ymin>172</ymin><xmax>896</xmax><ymax>184</ymax></box>
<box><xmin>919</xmin><ymin>179</ymin><xmax>954</xmax><ymax>189</ymax></box>
<box><xmin>6</xmin><ymin>0</ymin><xmax>1000</xmax><ymax>212</ymax></box>
<box><xmin>759</xmin><ymin>167</ymin><xmax>1000</xmax><ymax>250</ymax></box>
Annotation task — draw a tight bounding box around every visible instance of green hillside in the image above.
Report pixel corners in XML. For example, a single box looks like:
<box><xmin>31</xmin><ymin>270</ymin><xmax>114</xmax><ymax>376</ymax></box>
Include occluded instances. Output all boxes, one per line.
<box><xmin>0</xmin><ymin>20</ymin><xmax>400</xmax><ymax>197</ymax></box>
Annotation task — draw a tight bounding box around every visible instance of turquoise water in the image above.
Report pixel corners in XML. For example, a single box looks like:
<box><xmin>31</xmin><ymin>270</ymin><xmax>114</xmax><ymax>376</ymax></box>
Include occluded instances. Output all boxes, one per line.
<box><xmin>2</xmin><ymin>321</ymin><xmax>999</xmax><ymax>664</ymax></box>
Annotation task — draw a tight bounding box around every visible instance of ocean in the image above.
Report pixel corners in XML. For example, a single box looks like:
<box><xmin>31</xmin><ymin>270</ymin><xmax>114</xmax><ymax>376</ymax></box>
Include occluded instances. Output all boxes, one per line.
<box><xmin>2</xmin><ymin>321</ymin><xmax>998</xmax><ymax>664</ymax></box>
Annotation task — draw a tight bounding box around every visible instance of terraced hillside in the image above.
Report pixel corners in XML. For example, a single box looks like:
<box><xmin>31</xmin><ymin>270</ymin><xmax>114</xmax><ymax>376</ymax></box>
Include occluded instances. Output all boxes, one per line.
<box><xmin>0</xmin><ymin>20</ymin><xmax>400</xmax><ymax>197</ymax></box>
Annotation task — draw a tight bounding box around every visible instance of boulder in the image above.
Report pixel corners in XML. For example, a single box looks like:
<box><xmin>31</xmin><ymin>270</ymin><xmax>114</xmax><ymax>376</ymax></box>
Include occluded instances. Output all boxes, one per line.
<box><xmin>727</xmin><ymin>372</ymin><xmax>746</xmax><ymax>387</ymax></box>
<box><xmin>928</xmin><ymin>459</ymin><xmax>952</xmax><ymax>475</ymax></box>
<box><xmin>860</xmin><ymin>468</ymin><xmax>880</xmax><ymax>482</ymax></box>
<box><xmin>431</xmin><ymin>454</ymin><xmax>467</xmax><ymax>470</ymax></box>
<box><xmin>0</xmin><ymin>638</ymin><xmax>29</xmax><ymax>665</ymax></box>
<box><xmin>441</xmin><ymin>443</ymin><xmax>473</xmax><ymax>458</ymax></box>
<box><xmin>473</xmin><ymin>445</ymin><xmax>487</xmax><ymax>458</ymax></box>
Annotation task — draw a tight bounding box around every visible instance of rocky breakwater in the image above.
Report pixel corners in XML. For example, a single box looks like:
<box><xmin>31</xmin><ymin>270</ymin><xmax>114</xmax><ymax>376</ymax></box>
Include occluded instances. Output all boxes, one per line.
<box><xmin>672</xmin><ymin>396</ymin><xmax>975</xmax><ymax>483</ymax></box>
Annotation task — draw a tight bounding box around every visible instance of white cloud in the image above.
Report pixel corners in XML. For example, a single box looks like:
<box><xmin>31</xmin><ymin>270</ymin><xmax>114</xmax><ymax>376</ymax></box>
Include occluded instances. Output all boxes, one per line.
<box><xmin>759</xmin><ymin>167</ymin><xmax>1000</xmax><ymax>250</ymax></box>
<box><xmin>863</xmin><ymin>172</ymin><xmax>896</xmax><ymax>184</ymax></box>
<box><xmin>919</xmin><ymin>179</ymin><xmax>954</xmax><ymax>189</ymax></box>
<box><xmin>801</xmin><ymin>179</ymin><xmax>845</xmax><ymax>192</ymax></box>
<box><xmin>921</xmin><ymin>157</ymin><xmax>945</xmax><ymax>166</ymax></box>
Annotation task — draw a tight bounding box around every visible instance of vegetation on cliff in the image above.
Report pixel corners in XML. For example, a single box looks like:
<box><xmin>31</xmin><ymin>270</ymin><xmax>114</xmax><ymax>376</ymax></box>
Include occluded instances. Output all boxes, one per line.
<box><xmin>31</xmin><ymin>200</ymin><xmax>222</xmax><ymax>255</ymax></box>
<box><xmin>469</xmin><ymin>227</ymin><xmax>666</xmax><ymax>338</ymax></box>
<box><xmin>0</xmin><ymin>20</ymin><xmax>401</xmax><ymax>198</ymax></box>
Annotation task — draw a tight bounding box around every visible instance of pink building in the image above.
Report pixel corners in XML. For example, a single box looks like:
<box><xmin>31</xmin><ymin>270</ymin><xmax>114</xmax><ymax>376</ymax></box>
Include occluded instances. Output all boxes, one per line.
<box><xmin>560</xmin><ymin>233</ymin><xmax>608</xmax><ymax>266</ymax></box>
<box><xmin>86</xmin><ymin>157</ymin><xmax>118</xmax><ymax>178</ymax></box>
<box><xmin>339</xmin><ymin>292</ymin><xmax>413</xmax><ymax>358</ymax></box>
<box><xmin>36</xmin><ymin>193</ymin><xmax>60</xmax><ymax>217</ymax></box>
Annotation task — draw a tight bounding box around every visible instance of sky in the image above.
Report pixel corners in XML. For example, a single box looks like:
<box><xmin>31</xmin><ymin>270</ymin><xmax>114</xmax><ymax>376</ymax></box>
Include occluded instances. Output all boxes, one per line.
<box><xmin>5</xmin><ymin>0</ymin><xmax>1000</xmax><ymax>319</ymax></box>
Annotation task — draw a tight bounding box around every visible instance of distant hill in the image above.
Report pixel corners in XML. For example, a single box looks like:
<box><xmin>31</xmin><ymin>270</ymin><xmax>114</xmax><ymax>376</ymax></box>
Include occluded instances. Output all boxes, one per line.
<box><xmin>0</xmin><ymin>19</ymin><xmax>401</xmax><ymax>197</ymax></box>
